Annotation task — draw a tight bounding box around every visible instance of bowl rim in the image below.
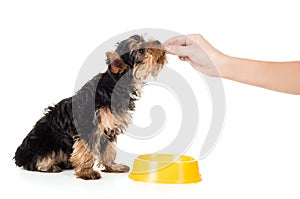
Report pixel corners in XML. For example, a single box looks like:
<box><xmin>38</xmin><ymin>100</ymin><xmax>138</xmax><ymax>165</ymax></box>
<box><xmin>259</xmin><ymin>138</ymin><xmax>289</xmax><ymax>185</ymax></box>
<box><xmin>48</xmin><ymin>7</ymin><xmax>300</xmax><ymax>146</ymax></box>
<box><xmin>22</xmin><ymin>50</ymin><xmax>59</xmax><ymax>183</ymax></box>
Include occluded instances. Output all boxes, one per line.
<box><xmin>135</xmin><ymin>153</ymin><xmax>198</xmax><ymax>164</ymax></box>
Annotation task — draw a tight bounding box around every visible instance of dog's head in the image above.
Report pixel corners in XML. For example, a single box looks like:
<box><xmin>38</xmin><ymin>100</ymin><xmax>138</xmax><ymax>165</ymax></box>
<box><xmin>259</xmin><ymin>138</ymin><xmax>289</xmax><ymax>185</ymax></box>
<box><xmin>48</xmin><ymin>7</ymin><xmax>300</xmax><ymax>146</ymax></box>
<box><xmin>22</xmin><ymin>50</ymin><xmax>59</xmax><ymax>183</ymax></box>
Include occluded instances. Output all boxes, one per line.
<box><xmin>106</xmin><ymin>35</ymin><xmax>167</xmax><ymax>81</ymax></box>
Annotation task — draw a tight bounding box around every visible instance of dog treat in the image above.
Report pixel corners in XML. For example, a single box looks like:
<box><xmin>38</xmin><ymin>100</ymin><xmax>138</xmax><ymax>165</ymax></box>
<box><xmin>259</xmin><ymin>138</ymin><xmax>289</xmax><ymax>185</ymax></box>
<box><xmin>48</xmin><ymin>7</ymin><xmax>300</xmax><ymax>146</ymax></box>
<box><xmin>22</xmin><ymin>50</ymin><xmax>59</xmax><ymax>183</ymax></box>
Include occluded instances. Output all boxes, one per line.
<box><xmin>14</xmin><ymin>35</ymin><xmax>167</xmax><ymax>180</ymax></box>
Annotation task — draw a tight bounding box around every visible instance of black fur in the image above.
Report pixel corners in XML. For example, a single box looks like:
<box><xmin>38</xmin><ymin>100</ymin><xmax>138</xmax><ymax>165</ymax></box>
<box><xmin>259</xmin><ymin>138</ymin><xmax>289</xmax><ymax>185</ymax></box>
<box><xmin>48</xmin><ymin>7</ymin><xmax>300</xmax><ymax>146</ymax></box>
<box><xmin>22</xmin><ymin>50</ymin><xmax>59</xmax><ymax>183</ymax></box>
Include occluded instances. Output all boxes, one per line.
<box><xmin>14</xmin><ymin>35</ymin><xmax>166</xmax><ymax>177</ymax></box>
<box><xmin>14</xmin><ymin>61</ymin><xmax>136</xmax><ymax>167</ymax></box>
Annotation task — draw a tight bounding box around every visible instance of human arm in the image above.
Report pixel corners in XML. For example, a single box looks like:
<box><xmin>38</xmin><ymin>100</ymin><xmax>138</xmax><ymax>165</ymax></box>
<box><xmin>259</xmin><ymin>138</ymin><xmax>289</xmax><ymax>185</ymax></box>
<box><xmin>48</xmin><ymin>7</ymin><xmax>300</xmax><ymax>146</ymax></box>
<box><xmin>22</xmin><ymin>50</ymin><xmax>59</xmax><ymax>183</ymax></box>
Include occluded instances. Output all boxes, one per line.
<box><xmin>220</xmin><ymin>56</ymin><xmax>300</xmax><ymax>95</ymax></box>
<box><xmin>163</xmin><ymin>34</ymin><xmax>300</xmax><ymax>95</ymax></box>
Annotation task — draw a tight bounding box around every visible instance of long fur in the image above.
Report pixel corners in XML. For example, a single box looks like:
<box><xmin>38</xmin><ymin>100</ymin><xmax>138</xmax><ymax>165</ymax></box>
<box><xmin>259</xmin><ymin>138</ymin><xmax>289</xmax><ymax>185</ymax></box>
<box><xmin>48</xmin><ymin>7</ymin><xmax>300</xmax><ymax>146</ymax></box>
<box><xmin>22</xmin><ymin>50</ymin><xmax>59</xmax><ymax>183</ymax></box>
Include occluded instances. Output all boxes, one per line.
<box><xmin>14</xmin><ymin>35</ymin><xmax>167</xmax><ymax>179</ymax></box>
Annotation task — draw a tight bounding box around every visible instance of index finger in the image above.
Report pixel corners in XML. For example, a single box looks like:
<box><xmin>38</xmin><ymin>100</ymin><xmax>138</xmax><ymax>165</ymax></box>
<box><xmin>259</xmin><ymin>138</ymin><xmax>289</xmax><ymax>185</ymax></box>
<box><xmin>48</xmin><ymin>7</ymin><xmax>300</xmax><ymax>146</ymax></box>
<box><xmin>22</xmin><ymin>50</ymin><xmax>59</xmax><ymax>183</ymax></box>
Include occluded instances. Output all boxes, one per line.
<box><xmin>163</xmin><ymin>35</ymin><xmax>194</xmax><ymax>46</ymax></box>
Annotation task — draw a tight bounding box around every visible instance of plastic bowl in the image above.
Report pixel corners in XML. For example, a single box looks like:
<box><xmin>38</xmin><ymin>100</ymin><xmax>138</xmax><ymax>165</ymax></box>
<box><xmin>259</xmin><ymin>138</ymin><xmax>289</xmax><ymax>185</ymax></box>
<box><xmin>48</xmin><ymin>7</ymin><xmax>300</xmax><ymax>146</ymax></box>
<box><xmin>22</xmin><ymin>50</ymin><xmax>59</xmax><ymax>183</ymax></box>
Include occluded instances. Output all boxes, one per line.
<box><xmin>128</xmin><ymin>154</ymin><xmax>202</xmax><ymax>184</ymax></box>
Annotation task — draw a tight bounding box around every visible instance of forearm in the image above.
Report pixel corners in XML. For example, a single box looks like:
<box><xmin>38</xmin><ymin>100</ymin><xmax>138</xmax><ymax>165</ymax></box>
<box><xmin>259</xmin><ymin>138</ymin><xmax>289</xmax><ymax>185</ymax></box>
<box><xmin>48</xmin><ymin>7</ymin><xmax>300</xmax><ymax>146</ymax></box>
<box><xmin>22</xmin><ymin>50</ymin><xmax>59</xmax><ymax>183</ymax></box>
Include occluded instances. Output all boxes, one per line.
<box><xmin>218</xmin><ymin>55</ymin><xmax>300</xmax><ymax>95</ymax></box>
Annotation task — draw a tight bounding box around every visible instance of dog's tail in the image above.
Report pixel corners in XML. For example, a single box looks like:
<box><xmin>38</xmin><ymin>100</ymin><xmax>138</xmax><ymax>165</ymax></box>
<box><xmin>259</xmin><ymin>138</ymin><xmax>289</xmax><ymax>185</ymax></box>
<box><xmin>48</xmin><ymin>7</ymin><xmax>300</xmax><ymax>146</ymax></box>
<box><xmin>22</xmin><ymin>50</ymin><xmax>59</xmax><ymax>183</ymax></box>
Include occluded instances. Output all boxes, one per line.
<box><xmin>14</xmin><ymin>131</ymin><xmax>38</xmax><ymax>171</ymax></box>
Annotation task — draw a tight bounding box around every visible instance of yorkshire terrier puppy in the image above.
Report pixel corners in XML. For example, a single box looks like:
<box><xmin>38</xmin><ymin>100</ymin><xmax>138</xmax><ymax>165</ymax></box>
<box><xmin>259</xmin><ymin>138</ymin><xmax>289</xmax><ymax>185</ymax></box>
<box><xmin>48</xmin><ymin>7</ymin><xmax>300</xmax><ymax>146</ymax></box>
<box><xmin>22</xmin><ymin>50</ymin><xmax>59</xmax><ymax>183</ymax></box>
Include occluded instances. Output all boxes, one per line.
<box><xmin>14</xmin><ymin>35</ymin><xmax>167</xmax><ymax>180</ymax></box>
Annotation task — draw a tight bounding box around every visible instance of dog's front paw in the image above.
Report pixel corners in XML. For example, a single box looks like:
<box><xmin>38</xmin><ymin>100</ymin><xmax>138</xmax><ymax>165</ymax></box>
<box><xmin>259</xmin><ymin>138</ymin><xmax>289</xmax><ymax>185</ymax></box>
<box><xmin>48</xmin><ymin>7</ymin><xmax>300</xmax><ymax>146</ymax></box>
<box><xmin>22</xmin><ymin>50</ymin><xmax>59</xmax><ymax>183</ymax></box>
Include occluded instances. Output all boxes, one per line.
<box><xmin>102</xmin><ymin>164</ymin><xmax>130</xmax><ymax>173</ymax></box>
<box><xmin>76</xmin><ymin>170</ymin><xmax>101</xmax><ymax>180</ymax></box>
<box><xmin>116</xmin><ymin>164</ymin><xmax>130</xmax><ymax>173</ymax></box>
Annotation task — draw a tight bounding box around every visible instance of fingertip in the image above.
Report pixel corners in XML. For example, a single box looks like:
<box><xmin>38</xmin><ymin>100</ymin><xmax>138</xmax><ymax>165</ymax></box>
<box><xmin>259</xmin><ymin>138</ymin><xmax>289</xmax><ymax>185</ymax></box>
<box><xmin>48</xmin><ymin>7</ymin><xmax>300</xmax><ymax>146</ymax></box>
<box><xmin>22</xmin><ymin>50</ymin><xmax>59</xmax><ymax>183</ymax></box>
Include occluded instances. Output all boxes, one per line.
<box><xmin>163</xmin><ymin>46</ymin><xmax>171</xmax><ymax>51</ymax></box>
<box><xmin>164</xmin><ymin>50</ymin><xmax>176</xmax><ymax>55</ymax></box>
<box><xmin>163</xmin><ymin>45</ymin><xmax>173</xmax><ymax>54</ymax></box>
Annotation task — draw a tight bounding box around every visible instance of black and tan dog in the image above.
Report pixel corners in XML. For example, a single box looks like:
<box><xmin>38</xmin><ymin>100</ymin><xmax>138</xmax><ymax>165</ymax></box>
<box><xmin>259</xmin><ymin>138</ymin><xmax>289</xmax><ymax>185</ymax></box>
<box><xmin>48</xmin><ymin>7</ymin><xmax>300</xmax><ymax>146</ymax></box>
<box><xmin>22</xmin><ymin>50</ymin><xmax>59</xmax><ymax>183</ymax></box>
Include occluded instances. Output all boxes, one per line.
<box><xmin>14</xmin><ymin>35</ymin><xmax>167</xmax><ymax>180</ymax></box>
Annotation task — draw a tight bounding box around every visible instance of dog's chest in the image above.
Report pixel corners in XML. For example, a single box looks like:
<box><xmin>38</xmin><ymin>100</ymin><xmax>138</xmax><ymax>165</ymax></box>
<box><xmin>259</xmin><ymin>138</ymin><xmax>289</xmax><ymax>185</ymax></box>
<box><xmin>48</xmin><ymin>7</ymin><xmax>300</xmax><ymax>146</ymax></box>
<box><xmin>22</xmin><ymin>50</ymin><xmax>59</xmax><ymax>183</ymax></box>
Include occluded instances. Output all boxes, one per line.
<box><xmin>96</xmin><ymin>105</ymin><xmax>133</xmax><ymax>139</ymax></box>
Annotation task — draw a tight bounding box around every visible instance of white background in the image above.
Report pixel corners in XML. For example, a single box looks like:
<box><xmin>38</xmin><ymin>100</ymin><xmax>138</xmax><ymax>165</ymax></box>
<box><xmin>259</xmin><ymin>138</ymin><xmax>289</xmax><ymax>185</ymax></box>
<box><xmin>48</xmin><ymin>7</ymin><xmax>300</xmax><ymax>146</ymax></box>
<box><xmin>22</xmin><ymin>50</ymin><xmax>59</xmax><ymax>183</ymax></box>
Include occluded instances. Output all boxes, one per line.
<box><xmin>1</xmin><ymin>0</ymin><xmax>300</xmax><ymax>198</ymax></box>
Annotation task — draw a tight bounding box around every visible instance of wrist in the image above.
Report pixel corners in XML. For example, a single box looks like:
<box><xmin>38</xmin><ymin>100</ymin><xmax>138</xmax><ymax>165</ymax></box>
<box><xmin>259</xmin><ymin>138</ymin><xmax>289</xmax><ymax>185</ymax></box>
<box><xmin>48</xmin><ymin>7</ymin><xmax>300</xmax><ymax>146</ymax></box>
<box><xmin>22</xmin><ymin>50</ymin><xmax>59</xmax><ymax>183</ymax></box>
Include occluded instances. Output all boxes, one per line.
<box><xmin>214</xmin><ymin>53</ymin><xmax>234</xmax><ymax>78</ymax></box>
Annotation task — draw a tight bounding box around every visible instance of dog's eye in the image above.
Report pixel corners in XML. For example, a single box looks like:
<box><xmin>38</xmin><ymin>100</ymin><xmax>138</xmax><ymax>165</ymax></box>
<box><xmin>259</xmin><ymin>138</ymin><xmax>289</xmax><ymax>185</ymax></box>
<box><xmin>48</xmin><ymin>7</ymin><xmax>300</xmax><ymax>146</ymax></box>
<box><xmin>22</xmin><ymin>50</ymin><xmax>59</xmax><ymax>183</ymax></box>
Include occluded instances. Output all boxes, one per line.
<box><xmin>138</xmin><ymin>48</ymin><xmax>145</xmax><ymax>54</ymax></box>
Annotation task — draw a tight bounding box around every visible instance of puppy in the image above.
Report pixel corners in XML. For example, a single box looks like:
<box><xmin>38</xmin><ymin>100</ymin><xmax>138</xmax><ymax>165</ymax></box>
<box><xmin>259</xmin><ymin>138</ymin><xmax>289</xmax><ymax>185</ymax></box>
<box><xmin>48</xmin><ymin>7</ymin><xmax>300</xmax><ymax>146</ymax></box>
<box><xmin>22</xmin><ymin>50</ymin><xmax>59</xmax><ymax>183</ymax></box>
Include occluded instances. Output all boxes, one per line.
<box><xmin>14</xmin><ymin>35</ymin><xmax>167</xmax><ymax>180</ymax></box>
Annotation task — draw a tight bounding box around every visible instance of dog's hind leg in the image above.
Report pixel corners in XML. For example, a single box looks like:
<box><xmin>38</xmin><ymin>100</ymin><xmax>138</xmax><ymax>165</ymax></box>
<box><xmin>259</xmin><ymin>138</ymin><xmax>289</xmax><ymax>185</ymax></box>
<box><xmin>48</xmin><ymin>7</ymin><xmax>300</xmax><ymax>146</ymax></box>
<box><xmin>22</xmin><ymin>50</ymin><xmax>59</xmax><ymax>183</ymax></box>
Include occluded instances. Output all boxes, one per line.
<box><xmin>14</xmin><ymin>119</ymin><xmax>74</xmax><ymax>172</ymax></box>
<box><xmin>36</xmin><ymin>150</ymin><xmax>70</xmax><ymax>172</ymax></box>
<box><xmin>70</xmin><ymin>138</ymin><xmax>101</xmax><ymax>180</ymax></box>
<box><xmin>101</xmin><ymin>142</ymin><xmax>130</xmax><ymax>173</ymax></box>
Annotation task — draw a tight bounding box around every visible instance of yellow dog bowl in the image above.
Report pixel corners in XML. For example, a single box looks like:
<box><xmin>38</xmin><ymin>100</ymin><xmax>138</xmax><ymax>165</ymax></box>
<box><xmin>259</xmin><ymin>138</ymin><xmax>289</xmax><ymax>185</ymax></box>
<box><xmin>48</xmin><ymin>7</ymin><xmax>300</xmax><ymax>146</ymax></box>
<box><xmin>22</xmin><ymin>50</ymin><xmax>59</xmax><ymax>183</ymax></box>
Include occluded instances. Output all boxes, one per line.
<box><xmin>129</xmin><ymin>154</ymin><xmax>202</xmax><ymax>184</ymax></box>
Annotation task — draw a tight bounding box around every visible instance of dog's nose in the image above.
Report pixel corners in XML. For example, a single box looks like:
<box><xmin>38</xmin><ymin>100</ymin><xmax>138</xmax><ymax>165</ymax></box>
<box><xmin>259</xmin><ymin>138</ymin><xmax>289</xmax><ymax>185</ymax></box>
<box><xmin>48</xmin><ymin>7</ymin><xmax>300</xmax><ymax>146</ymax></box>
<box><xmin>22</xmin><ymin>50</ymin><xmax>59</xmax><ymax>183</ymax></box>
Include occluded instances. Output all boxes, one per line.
<box><xmin>153</xmin><ymin>40</ymin><xmax>161</xmax><ymax>46</ymax></box>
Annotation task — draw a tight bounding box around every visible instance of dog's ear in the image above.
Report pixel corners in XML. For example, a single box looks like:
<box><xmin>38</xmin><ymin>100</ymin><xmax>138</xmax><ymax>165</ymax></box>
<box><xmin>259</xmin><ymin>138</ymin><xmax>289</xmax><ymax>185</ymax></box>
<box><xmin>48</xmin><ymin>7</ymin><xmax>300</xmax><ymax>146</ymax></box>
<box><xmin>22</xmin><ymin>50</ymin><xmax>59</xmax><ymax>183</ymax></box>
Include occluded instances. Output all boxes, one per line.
<box><xmin>106</xmin><ymin>51</ymin><xmax>129</xmax><ymax>74</ymax></box>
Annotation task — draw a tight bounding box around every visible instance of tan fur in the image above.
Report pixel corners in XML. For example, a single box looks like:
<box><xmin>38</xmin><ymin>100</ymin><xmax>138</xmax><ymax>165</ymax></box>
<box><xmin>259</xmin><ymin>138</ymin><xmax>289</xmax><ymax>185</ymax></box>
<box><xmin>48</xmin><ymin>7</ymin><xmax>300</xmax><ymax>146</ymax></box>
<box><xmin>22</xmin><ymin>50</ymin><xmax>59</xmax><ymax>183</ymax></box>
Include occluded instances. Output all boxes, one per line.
<box><xmin>72</xmin><ymin>41</ymin><xmax>165</xmax><ymax>177</ymax></box>
<box><xmin>100</xmin><ymin>142</ymin><xmax>129</xmax><ymax>173</ymax></box>
<box><xmin>97</xmin><ymin>107</ymin><xmax>132</xmax><ymax>133</ymax></box>
<box><xmin>71</xmin><ymin>38</ymin><xmax>166</xmax><ymax>179</ymax></box>
<box><xmin>106</xmin><ymin>51</ymin><xmax>130</xmax><ymax>74</ymax></box>
<box><xmin>36</xmin><ymin>150</ymin><xmax>68</xmax><ymax>172</ymax></box>
<box><xmin>132</xmin><ymin>45</ymin><xmax>167</xmax><ymax>82</ymax></box>
<box><xmin>70</xmin><ymin>139</ymin><xmax>101</xmax><ymax>180</ymax></box>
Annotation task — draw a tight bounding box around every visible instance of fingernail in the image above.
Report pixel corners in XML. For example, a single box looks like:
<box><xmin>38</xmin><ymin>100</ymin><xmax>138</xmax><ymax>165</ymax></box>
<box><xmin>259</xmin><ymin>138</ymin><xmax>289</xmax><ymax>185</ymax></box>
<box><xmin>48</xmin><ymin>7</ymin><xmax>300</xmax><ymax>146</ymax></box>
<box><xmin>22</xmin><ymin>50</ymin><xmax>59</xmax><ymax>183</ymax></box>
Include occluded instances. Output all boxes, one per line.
<box><xmin>163</xmin><ymin>46</ymin><xmax>171</xmax><ymax>51</ymax></box>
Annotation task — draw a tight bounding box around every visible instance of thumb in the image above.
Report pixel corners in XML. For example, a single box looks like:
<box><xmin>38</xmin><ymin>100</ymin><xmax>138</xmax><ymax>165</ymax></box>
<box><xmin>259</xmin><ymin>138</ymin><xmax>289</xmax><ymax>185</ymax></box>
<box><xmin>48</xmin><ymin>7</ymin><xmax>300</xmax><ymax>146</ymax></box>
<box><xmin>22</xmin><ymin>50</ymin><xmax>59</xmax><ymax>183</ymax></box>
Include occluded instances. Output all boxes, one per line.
<box><xmin>164</xmin><ymin>45</ymin><xmax>190</xmax><ymax>57</ymax></box>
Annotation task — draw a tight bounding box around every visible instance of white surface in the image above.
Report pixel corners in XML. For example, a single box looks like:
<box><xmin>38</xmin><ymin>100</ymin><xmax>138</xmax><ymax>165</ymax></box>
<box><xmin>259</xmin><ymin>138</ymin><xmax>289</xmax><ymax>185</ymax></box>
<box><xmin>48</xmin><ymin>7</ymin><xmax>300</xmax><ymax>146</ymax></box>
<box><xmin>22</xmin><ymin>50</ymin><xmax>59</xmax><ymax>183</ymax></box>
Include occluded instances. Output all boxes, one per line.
<box><xmin>1</xmin><ymin>0</ymin><xmax>300</xmax><ymax>198</ymax></box>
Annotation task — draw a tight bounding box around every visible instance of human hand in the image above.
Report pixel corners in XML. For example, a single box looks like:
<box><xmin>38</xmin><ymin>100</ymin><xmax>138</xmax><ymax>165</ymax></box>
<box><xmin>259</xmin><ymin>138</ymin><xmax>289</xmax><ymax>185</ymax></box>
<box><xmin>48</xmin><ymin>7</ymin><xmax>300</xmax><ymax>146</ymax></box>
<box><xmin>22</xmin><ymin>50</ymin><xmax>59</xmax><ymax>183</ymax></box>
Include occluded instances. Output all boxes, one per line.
<box><xmin>164</xmin><ymin>34</ymin><xmax>300</xmax><ymax>95</ymax></box>
<box><xmin>163</xmin><ymin>34</ymin><xmax>225</xmax><ymax>77</ymax></box>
